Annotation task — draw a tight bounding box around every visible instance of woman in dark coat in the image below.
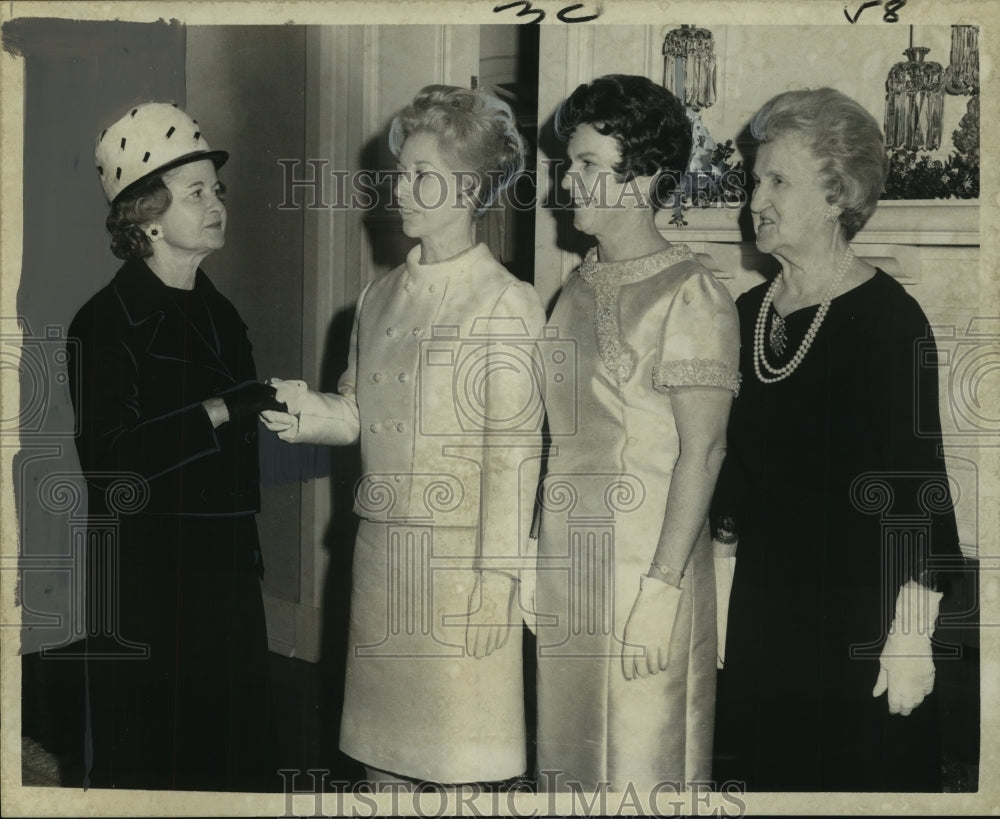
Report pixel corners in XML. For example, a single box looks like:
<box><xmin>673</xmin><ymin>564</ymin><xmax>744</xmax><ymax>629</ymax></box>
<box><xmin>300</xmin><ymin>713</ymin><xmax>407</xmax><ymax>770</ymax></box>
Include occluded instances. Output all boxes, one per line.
<box><xmin>711</xmin><ymin>88</ymin><xmax>961</xmax><ymax>792</ymax></box>
<box><xmin>68</xmin><ymin>102</ymin><xmax>281</xmax><ymax>791</ymax></box>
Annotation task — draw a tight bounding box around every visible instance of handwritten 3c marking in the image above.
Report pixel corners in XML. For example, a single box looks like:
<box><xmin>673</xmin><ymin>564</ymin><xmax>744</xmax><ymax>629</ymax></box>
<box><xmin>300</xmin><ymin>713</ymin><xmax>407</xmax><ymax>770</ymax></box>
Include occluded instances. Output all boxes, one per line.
<box><xmin>493</xmin><ymin>1</ymin><xmax>601</xmax><ymax>24</ymax></box>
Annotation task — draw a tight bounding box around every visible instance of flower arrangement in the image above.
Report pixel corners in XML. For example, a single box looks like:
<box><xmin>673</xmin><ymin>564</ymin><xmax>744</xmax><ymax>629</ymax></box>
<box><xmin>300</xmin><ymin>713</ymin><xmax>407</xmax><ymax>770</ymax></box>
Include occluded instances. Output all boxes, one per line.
<box><xmin>882</xmin><ymin>95</ymin><xmax>979</xmax><ymax>199</ymax></box>
<box><xmin>669</xmin><ymin>108</ymin><xmax>747</xmax><ymax>227</ymax></box>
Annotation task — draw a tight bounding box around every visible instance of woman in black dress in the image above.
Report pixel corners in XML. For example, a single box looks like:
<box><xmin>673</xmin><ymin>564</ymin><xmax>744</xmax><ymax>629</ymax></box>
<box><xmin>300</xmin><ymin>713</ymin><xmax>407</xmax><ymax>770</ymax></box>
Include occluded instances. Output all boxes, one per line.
<box><xmin>68</xmin><ymin>103</ymin><xmax>282</xmax><ymax>790</ymax></box>
<box><xmin>712</xmin><ymin>87</ymin><xmax>960</xmax><ymax>792</ymax></box>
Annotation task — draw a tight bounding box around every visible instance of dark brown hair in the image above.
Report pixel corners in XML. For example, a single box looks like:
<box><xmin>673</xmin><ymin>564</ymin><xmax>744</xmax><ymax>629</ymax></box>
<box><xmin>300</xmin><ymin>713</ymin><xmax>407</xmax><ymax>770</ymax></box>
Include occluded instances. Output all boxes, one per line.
<box><xmin>106</xmin><ymin>174</ymin><xmax>172</xmax><ymax>260</ymax></box>
<box><xmin>555</xmin><ymin>74</ymin><xmax>692</xmax><ymax>210</ymax></box>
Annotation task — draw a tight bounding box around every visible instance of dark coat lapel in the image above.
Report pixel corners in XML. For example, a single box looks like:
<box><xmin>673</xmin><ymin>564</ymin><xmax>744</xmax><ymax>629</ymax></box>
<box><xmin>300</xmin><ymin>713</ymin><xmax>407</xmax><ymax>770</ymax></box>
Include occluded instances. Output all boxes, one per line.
<box><xmin>111</xmin><ymin>259</ymin><xmax>235</xmax><ymax>381</ymax></box>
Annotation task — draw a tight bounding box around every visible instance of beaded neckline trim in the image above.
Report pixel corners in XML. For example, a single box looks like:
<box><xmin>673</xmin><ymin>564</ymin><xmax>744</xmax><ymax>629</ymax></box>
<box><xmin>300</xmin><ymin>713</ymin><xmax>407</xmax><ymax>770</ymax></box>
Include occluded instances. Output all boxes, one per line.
<box><xmin>578</xmin><ymin>244</ymin><xmax>694</xmax><ymax>287</ymax></box>
<box><xmin>578</xmin><ymin>244</ymin><xmax>694</xmax><ymax>385</ymax></box>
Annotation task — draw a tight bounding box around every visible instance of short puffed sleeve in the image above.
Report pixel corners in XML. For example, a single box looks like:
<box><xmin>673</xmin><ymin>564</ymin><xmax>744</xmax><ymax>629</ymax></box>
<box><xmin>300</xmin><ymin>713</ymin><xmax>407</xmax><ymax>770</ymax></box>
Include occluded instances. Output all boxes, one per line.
<box><xmin>652</xmin><ymin>269</ymin><xmax>741</xmax><ymax>395</ymax></box>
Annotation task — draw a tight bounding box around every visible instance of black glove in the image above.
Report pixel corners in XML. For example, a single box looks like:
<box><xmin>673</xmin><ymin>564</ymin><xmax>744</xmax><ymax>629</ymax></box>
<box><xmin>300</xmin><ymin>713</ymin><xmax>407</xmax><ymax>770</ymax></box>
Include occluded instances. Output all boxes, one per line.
<box><xmin>219</xmin><ymin>381</ymin><xmax>284</xmax><ymax>421</ymax></box>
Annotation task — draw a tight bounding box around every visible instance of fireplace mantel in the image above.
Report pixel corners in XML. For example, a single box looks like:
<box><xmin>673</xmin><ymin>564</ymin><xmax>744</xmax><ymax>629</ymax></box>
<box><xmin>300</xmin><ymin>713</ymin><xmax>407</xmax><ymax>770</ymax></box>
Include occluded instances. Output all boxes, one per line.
<box><xmin>659</xmin><ymin>200</ymin><xmax>980</xmax><ymax>247</ymax></box>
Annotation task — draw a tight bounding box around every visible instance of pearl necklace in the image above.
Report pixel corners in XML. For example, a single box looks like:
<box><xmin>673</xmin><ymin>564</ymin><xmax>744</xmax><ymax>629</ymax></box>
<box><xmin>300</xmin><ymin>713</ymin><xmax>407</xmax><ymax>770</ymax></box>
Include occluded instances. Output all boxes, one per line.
<box><xmin>753</xmin><ymin>246</ymin><xmax>855</xmax><ymax>383</ymax></box>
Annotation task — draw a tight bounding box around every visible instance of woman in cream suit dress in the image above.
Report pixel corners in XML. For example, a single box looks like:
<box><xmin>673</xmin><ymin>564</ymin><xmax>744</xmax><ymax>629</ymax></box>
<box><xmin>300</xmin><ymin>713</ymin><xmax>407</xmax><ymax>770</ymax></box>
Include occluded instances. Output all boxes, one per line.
<box><xmin>263</xmin><ymin>86</ymin><xmax>544</xmax><ymax>786</ymax></box>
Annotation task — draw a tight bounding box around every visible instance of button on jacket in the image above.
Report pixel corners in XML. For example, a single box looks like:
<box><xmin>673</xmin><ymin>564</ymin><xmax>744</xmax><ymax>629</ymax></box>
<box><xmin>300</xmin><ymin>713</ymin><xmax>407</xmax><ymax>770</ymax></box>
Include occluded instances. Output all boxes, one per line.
<box><xmin>290</xmin><ymin>242</ymin><xmax>546</xmax><ymax>568</ymax></box>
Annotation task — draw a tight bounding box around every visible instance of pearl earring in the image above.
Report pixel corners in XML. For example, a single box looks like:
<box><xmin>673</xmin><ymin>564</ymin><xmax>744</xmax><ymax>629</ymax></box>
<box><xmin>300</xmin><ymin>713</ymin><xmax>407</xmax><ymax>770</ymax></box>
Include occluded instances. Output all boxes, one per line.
<box><xmin>824</xmin><ymin>203</ymin><xmax>842</xmax><ymax>224</ymax></box>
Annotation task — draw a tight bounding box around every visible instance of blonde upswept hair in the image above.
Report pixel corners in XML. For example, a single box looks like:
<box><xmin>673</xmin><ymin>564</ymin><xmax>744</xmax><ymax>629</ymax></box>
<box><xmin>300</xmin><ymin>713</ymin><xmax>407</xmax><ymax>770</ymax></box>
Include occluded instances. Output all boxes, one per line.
<box><xmin>389</xmin><ymin>85</ymin><xmax>526</xmax><ymax>216</ymax></box>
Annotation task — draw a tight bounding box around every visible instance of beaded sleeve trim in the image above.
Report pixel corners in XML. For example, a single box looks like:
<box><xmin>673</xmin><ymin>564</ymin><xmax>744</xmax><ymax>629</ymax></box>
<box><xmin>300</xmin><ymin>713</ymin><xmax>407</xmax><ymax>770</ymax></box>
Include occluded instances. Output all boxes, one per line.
<box><xmin>578</xmin><ymin>244</ymin><xmax>695</xmax><ymax>385</ymax></box>
<box><xmin>652</xmin><ymin>358</ymin><xmax>742</xmax><ymax>396</ymax></box>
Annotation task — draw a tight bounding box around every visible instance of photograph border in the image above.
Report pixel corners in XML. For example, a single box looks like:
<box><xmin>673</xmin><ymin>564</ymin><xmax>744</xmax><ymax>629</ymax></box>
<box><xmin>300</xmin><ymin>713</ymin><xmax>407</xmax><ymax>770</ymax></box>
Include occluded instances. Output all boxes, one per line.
<box><xmin>1</xmin><ymin>1</ymin><xmax>996</xmax><ymax>816</ymax></box>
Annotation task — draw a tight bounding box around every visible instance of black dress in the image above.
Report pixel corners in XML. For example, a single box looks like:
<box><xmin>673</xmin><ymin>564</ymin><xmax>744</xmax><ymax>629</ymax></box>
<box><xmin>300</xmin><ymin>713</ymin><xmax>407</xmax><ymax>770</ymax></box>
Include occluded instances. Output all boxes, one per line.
<box><xmin>67</xmin><ymin>260</ymin><xmax>277</xmax><ymax>791</ymax></box>
<box><xmin>712</xmin><ymin>270</ymin><xmax>960</xmax><ymax>792</ymax></box>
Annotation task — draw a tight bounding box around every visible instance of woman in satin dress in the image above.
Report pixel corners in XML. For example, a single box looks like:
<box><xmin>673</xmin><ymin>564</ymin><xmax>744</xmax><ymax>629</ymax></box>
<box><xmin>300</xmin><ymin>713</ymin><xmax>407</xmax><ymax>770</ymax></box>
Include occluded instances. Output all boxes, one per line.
<box><xmin>533</xmin><ymin>74</ymin><xmax>740</xmax><ymax>793</ymax></box>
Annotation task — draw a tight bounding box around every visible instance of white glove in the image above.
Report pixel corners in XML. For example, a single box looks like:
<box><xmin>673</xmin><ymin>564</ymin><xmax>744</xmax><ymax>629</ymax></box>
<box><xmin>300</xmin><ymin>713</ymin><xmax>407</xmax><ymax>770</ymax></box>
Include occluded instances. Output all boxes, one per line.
<box><xmin>465</xmin><ymin>571</ymin><xmax>517</xmax><ymax>659</ymax></box>
<box><xmin>260</xmin><ymin>378</ymin><xmax>309</xmax><ymax>442</ymax></box>
<box><xmin>872</xmin><ymin>579</ymin><xmax>943</xmax><ymax>716</ymax></box>
<box><xmin>714</xmin><ymin>552</ymin><xmax>736</xmax><ymax>669</ymax></box>
<box><xmin>267</xmin><ymin>377</ymin><xmax>308</xmax><ymax>415</ymax></box>
<box><xmin>260</xmin><ymin>409</ymin><xmax>301</xmax><ymax>442</ymax></box>
<box><xmin>621</xmin><ymin>574</ymin><xmax>683</xmax><ymax>681</ymax></box>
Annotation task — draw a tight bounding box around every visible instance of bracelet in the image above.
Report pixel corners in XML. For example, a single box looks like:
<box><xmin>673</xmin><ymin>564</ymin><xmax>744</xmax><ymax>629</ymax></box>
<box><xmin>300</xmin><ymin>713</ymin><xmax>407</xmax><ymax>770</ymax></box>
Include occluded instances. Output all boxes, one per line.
<box><xmin>647</xmin><ymin>561</ymin><xmax>683</xmax><ymax>588</ymax></box>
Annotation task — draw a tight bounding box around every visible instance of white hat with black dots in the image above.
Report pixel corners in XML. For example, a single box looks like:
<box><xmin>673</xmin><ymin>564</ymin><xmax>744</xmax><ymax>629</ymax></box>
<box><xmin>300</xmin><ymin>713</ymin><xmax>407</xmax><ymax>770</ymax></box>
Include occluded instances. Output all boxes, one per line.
<box><xmin>94</xmin><ymin>102</ymin><xmax>228</xmax><ymax>203</ymax></box>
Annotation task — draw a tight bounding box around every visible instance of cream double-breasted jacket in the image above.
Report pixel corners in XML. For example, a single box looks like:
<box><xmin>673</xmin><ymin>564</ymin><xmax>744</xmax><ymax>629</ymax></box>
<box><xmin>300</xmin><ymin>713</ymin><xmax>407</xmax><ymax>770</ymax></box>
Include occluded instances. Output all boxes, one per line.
<box><xmin>282</xmin><ymin>243</ymin><xmax>547</xmax><ymax>573</ymax></box>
